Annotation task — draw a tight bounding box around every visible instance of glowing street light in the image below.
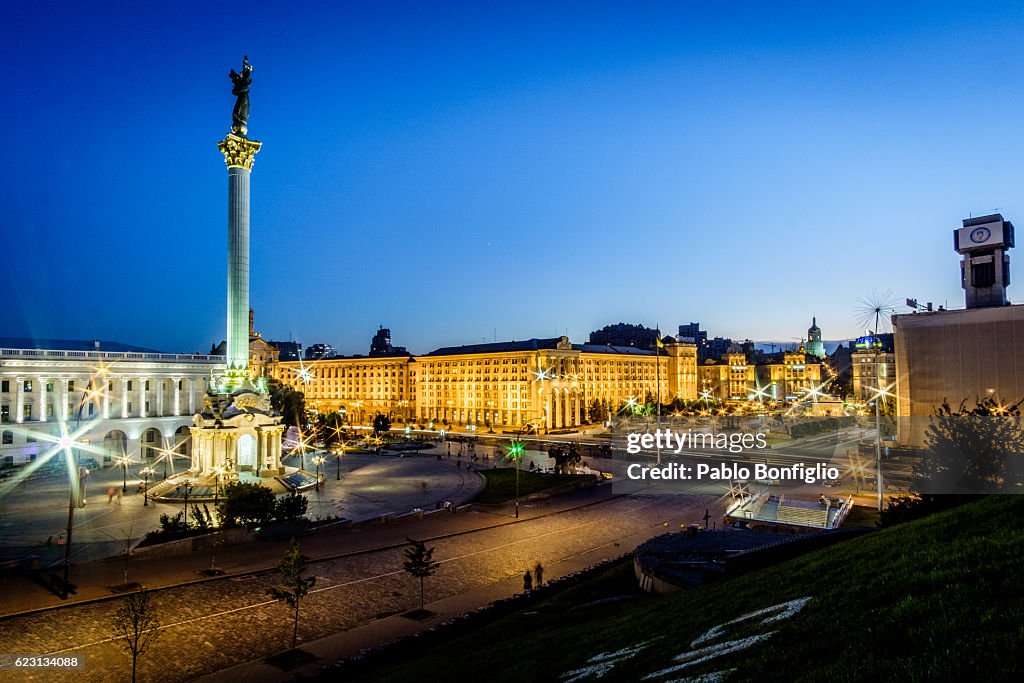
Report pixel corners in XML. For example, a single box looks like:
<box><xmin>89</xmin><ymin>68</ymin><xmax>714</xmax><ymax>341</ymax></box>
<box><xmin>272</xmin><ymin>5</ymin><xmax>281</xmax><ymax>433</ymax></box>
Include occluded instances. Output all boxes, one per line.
<box><xmin>507</xmin><ymin>439</ymin><xmax>526</xmax><ymax>519</ymax></box>
<box><xmin>312</xmin><ymin>455</ymin><xmax>326</xmax><ymax>490</ymax></box>
<box><xmin>117</xmin><ymin>454</ymin><xmax>131</xmax><ymax>493</ymax></box>
<box><xmin>211</xmin><ymin>465</ymin><xmax>225</xmax><ymax>505</ymax></box>
<box><xmin>140</xmin><ymin>467</ymin><xmax>154</xmax><ymax>506</ymax></box>
<box><xmin>867</xmin><ymin>381</ymin><xmax>896</xmax><ymax>512</ymax></box>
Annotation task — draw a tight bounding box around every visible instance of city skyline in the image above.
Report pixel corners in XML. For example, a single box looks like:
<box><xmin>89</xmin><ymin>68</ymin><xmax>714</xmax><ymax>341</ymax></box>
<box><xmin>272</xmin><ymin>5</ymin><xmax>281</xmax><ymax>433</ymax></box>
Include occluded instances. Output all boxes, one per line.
<box><xmin>4</xmin><ymin>2</ymin><xmax>1024</xmax><ymax>354</ymax></box>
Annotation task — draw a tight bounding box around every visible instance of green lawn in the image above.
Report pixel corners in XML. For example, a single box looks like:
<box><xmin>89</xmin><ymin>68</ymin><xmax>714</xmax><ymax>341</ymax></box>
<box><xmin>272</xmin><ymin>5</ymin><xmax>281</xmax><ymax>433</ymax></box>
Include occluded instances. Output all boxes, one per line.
<box><xmin>345</xmin><ymin>495</ymin><xmax>1024</xmax><ymax>682</ymax></box>
<box><xmin>472</xmin><ymin>467</ymin><xmax>591</xmax><ymax>504</ymax></box>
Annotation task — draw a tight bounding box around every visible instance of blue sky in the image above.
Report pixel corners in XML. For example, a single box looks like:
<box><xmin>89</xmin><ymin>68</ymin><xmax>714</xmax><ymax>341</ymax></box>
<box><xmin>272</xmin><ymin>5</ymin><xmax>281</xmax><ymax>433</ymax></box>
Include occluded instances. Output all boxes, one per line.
<box><xmin>3</xmin><ymin>1</ymin><xmax>1023</xmax><ymax>354</ymax></box>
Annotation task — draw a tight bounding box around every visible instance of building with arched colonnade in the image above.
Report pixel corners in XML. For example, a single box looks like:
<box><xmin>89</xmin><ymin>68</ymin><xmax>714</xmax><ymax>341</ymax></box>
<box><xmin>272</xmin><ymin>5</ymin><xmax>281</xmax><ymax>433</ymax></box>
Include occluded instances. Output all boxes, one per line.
<box><xmin>0</xmin><ymin>339</ymin><xmax>221</xmax><ymax>472</ymax></box>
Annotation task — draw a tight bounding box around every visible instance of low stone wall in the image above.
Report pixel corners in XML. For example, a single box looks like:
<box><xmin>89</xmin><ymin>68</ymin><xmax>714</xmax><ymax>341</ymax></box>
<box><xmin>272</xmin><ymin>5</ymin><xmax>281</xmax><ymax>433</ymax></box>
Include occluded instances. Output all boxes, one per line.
<box><xmin>132</xmin><ymin>527</ymin><xmax>251</xmax><ymax>559</ymax></box>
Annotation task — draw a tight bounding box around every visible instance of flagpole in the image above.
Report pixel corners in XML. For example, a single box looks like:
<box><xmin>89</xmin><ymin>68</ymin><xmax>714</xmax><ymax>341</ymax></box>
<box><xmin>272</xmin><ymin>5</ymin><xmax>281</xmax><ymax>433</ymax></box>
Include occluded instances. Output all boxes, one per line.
<box><xmin>656</xmin><ymin>327</ymin><xmax>662</xmax><ymax>465</ymax></box>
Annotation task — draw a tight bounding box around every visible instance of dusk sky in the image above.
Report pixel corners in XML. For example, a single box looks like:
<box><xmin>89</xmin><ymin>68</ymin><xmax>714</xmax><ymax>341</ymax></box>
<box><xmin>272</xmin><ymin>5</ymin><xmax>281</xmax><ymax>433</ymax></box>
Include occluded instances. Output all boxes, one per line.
<box><xmin>3</xmin><ymin>2</ymin><xmax>1024</xmax><ymax>355</ymax></box>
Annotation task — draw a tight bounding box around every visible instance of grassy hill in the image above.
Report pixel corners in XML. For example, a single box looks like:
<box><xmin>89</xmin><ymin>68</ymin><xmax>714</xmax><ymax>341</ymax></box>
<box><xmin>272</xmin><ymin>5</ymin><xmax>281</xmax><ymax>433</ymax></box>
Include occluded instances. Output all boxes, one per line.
<box><xmin>348</xmin><ymin>496</ymin><xmax>1024</xmax><ymax>682</ymax></box>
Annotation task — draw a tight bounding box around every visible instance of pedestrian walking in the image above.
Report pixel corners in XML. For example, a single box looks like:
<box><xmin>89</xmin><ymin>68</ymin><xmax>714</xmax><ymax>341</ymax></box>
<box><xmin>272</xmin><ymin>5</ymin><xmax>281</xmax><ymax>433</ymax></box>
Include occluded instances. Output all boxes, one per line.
<box><xmin>523</xmin><ymin>569</ymin><xmax>533</xmax><ymax>592</ymax></box>
<box><xmin>107</xmin><ymin>486</ymin><xmax>115</xmax><ymax>503</ymax></box>
<box><xmin>534</xmin><ymin>562</ymin><xmax>544</xmax><ymax>587</ymax></box>
<box><xmin>116</xmin><ymin>488</ymin><xmax>123</xmax><ymax>505</ymax></box>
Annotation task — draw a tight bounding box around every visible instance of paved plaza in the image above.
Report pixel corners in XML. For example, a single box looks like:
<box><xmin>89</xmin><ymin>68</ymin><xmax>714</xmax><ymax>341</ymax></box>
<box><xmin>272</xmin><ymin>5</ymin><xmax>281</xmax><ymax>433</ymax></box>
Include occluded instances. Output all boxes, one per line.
<box><xmin>0</xmin><ymin>449</ymin><xmax>485</xmax><ymax>568</ymax></box>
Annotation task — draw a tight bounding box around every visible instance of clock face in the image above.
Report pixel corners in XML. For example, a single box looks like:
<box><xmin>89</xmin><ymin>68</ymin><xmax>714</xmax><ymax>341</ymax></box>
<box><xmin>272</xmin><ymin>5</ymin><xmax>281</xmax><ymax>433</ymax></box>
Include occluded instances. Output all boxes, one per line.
<box><xmin>970</xmin><ymin>227</ymin><xmax>992</xmax><ymax>244</ymax></box>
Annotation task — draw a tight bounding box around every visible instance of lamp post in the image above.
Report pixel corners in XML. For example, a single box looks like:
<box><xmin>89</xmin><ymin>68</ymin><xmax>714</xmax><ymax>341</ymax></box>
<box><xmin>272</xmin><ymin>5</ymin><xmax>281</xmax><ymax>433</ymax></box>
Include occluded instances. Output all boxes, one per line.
<box><xmin>182</xmin><ymin>481</ymin><xmax>194</xmax><ymax>526</ymax></box>
<box><xmin>118</xmin><ymin>455</ymin><xmax>130</xmax><ymax>492</ymax></box>
<box><xmin>140</xmin><ymin>467</ymin><xmax>153</xmax><ymax>506</ymax></box>
<box><xmin>508</xmin><ymin>420</ymin><xmax>534</xmax><ymax>519</ymax></box>
<box><xmin>62</xmin><ymin>387</ymin><xmax>98</xmax><ymax>599</ymax></box>
<box><xmin>313</xmin><ymin>455</ymin><xmax>325</xmax><ymax>490</ymax></box>
<box><xmin>212</xmin><ymin>466</ymin><xmax>223</xmax><ymax>506</ymax></box>
<box><xmin>336</xmin><ymin>441</ymin><xmax>346</xmax><ymax>480</ymax></box>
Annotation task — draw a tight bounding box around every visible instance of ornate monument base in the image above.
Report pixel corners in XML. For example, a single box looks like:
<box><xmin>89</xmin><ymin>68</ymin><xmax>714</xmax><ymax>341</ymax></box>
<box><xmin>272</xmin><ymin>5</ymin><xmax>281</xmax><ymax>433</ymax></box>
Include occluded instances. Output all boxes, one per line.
<box><xmin>191</xmin><ymin>384</ymin><xmax>285</xmax><ymax>477</ymax></box>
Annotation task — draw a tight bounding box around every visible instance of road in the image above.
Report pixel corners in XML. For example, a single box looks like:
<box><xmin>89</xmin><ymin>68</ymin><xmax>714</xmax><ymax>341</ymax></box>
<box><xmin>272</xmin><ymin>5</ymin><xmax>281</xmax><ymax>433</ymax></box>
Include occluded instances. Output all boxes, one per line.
<box><xmin>0</xmin><ymin>486</ymin><xmax>721</xmax><ymax>683</ymax></box>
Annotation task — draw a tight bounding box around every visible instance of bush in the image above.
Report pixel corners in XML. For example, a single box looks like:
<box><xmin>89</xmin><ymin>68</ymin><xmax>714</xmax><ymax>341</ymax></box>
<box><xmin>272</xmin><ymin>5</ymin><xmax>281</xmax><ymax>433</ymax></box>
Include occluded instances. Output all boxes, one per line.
<box><xmin>218</xmin><ymin>482</ymin><xmax>276</xmax><ymax>529</ymax></box>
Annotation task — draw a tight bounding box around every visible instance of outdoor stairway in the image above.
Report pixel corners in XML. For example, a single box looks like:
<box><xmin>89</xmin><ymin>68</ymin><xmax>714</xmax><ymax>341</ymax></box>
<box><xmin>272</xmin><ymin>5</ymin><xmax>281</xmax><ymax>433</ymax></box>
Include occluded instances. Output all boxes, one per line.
<box><xmin>777</xmin><ymin>503</ymin><xmax>828</xmax><ymax>527</ymax></box>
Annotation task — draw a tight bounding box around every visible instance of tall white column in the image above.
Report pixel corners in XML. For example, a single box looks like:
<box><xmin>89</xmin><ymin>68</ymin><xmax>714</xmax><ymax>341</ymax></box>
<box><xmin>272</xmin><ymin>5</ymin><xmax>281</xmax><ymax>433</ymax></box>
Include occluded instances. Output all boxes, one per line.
<box><xmin>14</xmin><ymin>377</ymin><xmax>24</xmax><ymax>423</ymax></box>
<box><xmin>156</xmin><ymin>379</ymin><xmax>164</xmax><ymax>417</ymax></box>
<box><xmin>138</xmin><ymin>378</ymin><xmax>147</xmax><ymax>418</ymax></box>
<box><xmin>35</xmin><ymin>376</ymin><xmax>46</xmax><ymax>422</ymax></box>
<box><xmin>59</xmin><ymin>378</ymin><xmax>69</xmax><ymax>421</ymax></box>
<box><xmin>218</xmin><ymin>133</ymin><xmax>262</xmax><ymax>387</ymax></box>
<box><xmin>172</xmin><ymin>377</ymin><xmax>181</xmax><ymax>416</ymax></box>
<box><xmin>121</xmin><ymin>380</ymin><xmax>129</xmax><ymax>419</ymax></box>
<box><xmin>102</xmin><ymin>379</ymin><xmax>110</xmax><ymax>419</ymax></box>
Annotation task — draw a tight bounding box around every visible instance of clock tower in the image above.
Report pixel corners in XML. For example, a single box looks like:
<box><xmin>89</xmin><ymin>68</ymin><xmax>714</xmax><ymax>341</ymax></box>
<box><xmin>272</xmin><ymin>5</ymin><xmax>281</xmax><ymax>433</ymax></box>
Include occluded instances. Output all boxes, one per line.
<box><xmin>954</xmin><ymin>213</ymin><xmax>1014</xmax><ymax>309</ymax></box>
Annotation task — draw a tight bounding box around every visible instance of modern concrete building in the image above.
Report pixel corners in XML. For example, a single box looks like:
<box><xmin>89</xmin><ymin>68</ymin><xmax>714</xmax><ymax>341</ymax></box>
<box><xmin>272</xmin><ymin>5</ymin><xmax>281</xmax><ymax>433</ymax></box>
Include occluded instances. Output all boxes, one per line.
<box><xmin>0</xmin><ymin>339</ymin><xmax>220</xmax><ymax>467</ymax></box>
<box><xmin>894</xmin><ymin>213</ymin><xmax>1024</xmax><ymax>445</ymax></box>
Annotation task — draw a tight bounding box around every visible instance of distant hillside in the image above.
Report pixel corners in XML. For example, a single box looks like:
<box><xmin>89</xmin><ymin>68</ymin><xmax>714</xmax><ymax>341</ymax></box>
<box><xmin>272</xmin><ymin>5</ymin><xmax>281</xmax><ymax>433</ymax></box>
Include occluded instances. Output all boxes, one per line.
<box><xmin>348</xmin><ymin>496</ymin><xmax>1024</xmax><ymax>682</ymax></box>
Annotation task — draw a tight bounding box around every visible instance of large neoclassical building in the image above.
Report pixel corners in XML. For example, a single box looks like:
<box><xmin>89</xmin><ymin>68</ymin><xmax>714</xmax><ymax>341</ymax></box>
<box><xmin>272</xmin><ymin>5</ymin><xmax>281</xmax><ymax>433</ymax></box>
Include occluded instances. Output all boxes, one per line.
<box><xmin>274</xmin><ymin>335</ymin><xmax>698</xmax><ymax>431</ymax></box>
<box><xmin>0</xmin><ymin>338</ymin><xmax>221</xmax><ymax>467</ymax></box>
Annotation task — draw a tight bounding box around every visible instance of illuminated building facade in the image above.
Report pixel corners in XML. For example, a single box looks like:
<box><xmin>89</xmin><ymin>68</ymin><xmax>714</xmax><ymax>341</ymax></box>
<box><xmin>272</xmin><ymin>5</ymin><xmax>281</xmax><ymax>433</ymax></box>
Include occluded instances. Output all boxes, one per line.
<box><xmin>275</xmin><ymin>335</ymin><xmax>698</xmax><ymax>430</ymax></box>
<box><xmin>0</xmin><ymin>339</ymin><xmax>220</xmax><ymax>466</ymax></box>
<box><xmin>851</xmin><ymin>335</ymin><xmax>895</xmax><ymax>403</ymax></box>
<box><xmin>756</xmin><ymin>348</ymin><xmax>823</xmax><ymax>401</ymax></box>
<box><xmin>698</xmin><ymin>351</ymin><xmax>757</xmax><ymax>400</ymax></box>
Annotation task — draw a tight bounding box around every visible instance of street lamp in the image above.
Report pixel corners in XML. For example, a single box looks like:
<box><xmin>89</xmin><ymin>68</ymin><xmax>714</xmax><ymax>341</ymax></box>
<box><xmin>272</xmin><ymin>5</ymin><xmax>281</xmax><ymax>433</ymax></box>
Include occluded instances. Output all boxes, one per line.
<box><xmin>140</xmin><ymin>467</ymin><xmax>154</xmax><ymax>506</ymax></box>
<box><xmin>335</xmin><ymin>440</ymin><xmax>347</xmax><ymax>480</ymax></box>
<box><xmin>211</xmin><ymin>465</ymin><xmax>224</xmax><ymax>506</ymax></box>
<box><xmin>117</xmin><ymin>454</ymin><xmax>130</xmax><ymax>492</ymax></box>
<box><xmin>313</xmin><ymin>455</ymin><xmax>325</xmax><ymax>490</ymax></box>
<box><xmin>182</xmin><ymin>481</ymin><xmax>194</xmax><ymax>526</ymax></box>
<box><xmin>507</xmin><ymin>437</ymin><xmax>526</xmax><ymax>519</ymax></box>
<box><xmin>868</xmin><ymin>382</ymin><xmax>895</xmax><ymax>512</ymax></box>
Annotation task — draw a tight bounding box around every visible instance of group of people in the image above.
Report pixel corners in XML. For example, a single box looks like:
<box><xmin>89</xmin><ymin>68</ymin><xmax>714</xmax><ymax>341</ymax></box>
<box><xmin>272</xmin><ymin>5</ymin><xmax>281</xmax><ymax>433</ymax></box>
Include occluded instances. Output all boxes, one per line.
<box><xmin>522</xmin><ymin>562</ymin><xmax>545</xmax><ymax>591</ymax></box>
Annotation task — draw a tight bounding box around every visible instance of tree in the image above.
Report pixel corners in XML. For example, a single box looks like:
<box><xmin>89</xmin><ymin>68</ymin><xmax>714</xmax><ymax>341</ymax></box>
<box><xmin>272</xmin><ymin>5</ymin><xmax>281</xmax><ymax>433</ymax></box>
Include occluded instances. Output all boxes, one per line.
<box><xmin>588</xmin><ymin>398</ymin><xmax>608</xmax><ymax>424</ymax></box>
<box><xmin>218</xmin><ymin>482</ymin><xmax>276</xmax><ymax>529</ymax></box>
<box><xmin>315</xmin><ymin>411</ymin><xmax>345</xmax><ymax>449</ymax></box>
<box><xmin>913</xmin><ymin>397</ymin><xmax>1024</xmax><ymax>495</ymax></box>
<box><xmin>373</xmin><ymin>413</ymin><xmax>392</xmax><ymax>435</ymax></box>
<box><xmin>270</xmin><ymin>379</ymin><xmax>308</xmax><ymax>429</ymax></box>
<box><xmin>274</xmin><ymin>491</ymin><xmax>308</xmax><ymax>524</ymax></box>
<box><xmin>113</xmin><ymin>590</ymin><xmax>161</xmax><ymax>683</ymax></box>
<box><xmin>267</xmin><ymin>539</ymin><xmax>317</xmax><ymax>651</ymax></box>
<box><xmin>402</xmin><ymin>537</ymin><xmax>439</xmax><ymax>611</ymax></box>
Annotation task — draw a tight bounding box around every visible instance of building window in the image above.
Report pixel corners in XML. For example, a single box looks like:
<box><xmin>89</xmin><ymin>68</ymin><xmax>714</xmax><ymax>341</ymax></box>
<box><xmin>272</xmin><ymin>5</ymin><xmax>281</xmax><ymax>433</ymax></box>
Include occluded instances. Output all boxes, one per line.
<box><xmin>68</xmin><ymin>381</ymin><xmax>75</xmax><ymax>393</ymax></box>
<box><xmin>128</xmin><ymin>402</ymin><xmax>133</xmax><ymax>413</ymax></box>
<box><xmin>0</xmin><ymin>406</ymin><xmax>8</xmax><ymax>423</ymax></box>
<box><xmin>24</xmin><ymin>405</ymin><xmax>32</xmax><ymax>420</ymax></box>
<box><xmin>26</xmin><ymin>433</ymin><xmax>35</xmax><ymax>443</ymax></box>
<box><xmin>23</xmin><ymin>380</ymin><xmax>32</xmax><ymax>393</ymax></box>
<box><xmin>46</xmin><ymin>381</ymin><xmax>54</xmax><ymax>392</ymax></box>
<box><xmin>2</xmin><ymin>431</ymin><xmax>11</xmax><ymax>444</ymax></box>
<box><xmin>127</xmin><ymin>381</ymin><xmax>133</xmax><ymax>391</ymax></box>
<box><xmin>1</xmin><ymin>381</ymin><xmax>8</xmax><ymax>393</ymax></box>
<box><xmin>145</xmin><ymin>380</ymin><xmax>150</xmax><ymax>390</ymax></box>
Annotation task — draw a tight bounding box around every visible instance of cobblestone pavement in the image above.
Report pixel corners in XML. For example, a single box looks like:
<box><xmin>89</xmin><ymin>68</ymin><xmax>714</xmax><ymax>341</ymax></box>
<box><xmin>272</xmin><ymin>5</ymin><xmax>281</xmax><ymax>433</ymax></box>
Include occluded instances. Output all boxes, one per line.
<box><xmin>0</xmin><ymin>490</ymin><xmax>719</xmax><ymax>682</ymax></box>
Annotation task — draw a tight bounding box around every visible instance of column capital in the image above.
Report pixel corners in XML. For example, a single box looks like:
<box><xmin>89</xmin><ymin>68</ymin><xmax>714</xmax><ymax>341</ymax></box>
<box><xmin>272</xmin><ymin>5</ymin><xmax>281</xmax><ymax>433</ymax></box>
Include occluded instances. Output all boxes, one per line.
<box><xmin>218</xmin><ymin>133</ymin><xmax>262</xmax><ymax>171</ymax></box>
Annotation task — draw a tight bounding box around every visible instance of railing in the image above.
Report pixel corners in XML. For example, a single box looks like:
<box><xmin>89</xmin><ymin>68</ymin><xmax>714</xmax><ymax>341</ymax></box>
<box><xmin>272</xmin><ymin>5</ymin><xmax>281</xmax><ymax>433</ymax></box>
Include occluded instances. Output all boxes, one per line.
<box><xmin>0</xmin><ymin>348</ymin><xmax>225</xmax><ymax>363</ymax></box>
